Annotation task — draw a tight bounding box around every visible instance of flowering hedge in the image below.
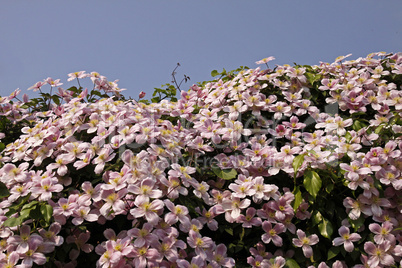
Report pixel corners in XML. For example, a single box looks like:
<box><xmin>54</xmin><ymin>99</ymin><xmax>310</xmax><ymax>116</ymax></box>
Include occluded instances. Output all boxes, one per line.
<box><xmin>0</xmin><ymin>52</ymin><xmax>401</xmax><ymax>268</ymax></box>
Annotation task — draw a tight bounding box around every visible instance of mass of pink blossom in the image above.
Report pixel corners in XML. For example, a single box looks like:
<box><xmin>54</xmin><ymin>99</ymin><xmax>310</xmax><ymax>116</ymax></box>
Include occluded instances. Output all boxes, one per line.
<box><xmin>0</xmin><ymin>52</ymin><xmax>400</xmax><ymax>267</ymax></box>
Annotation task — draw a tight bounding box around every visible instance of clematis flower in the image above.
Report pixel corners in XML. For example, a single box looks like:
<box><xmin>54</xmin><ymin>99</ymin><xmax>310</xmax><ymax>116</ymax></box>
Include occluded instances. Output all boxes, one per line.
<box><xmin>67</xmin><ymin>70</ymin><xmax>87</xmax><ymax>81</ymax></box>
<box><xmin>247</xmin><ymin>255</ymin><xmax>269</xmax><ymax>268</ymax></box>
<box><xmin>20</xmin><ymin>240</ymin><xmax>47</xmax><ymax>267</ymax></box>
<box><xmin>99</xmin><ymin>188</ymin><xmax>128</xmax><ymax>216</ymax></box>
<box><xmin>267</xmin><ymin>256</ymin><xmax>286</xmax><ymax>268</ymax></box>
<box><xmin>45</xmin><ymin>77</ymin><xmax>62</xmax><ymax>87</ymax></box>
<box><xmin>127</xmin><ymin>223</ymin><xmax>158</xmax><ymax>248</ymax></box>
<box><xmin>339</xmin><ymin>161</ymin><xmax>372</xmax><ymax>182</ymax></box>
<box><xmin>92</xmin><ymin>146</ymin><xmax>116</xmax><ymax>174</ymax></box>
<box><xmin>31</xmin><ymin>177</ymin><xmax>63</xmax><ymax>201</ymax></box>
<box><xmin>177</xmin><ymin>255</ymin><xmax>206</xmax><ymax>268</ymax></box>
<box><xmin>97</xmin><ymin>248</ymin><xmax>122</xmax><ymax>268</ymax></box>
<box><xmin>39</xmin><ymin>222</ymin><xmax>64</xmax><ymax>247</ymax></box>
<box><xmin>261</xmin><ymin>221</ymin><xmax>285</xmax><ymax>246</ymax></box>
<box><xmin>222</xmin><ymin>196</ymin><xmax>251</xmax><ymax>221</ymax></box>
<box><xmin>131</xmin><ymin>245</ymin><xmax>162</xmax><ymax>268</ymax></box>
<box><xmin>332</xmin><ymin>226</ymin><xmax>361</xmax><ymax>252</ymax></box>
<box><xmin>292</xmin><ymin>229</ymin><xmax>319</xmax><ymax>258</ymax></box>
<box><xmin>256</xmin><ymin>56</ymin><xmax>275</xmax><ymax>65</ymax></box>
<box><xmin>368</xmin><ymin>221</ymin><xmax>395</xmax><ymax>244</ymax></box>
<box><xmin>164</xmin><ymin>199</ymin><xmax>190</xmax><ymax>226</ymax></box>
<box><xmin>7</xmin><ymin>225</ymin><xmax>43</xmax><ymax>254</ymax></box>
<box><xmin>72</xmin><ymin>206</ymin><xmax>99</xmax><ymax>225</ymax></box>
<box><xmin>186</xmin><ymin>230</ymin><xmax>214</xmax><ymax>259</ymax></box>
<box><xmin>47</xmin><ymin>156</ymin><xmax>72</xmax><ymax>176</ymax></box>
<box><xmin>66</xmin><ymin>230</ymin><xmax>94</xmax><ymax>260</ymax></box>
<box><xmin>364</xmin><ymin>241</ymin><xmax>395</xmax><ymax>267</ymax></box>
<box><xmin>128</xmin><ymin>177</ymin><xmax>162</xmax><ymax>200</ymax></box>
<box><xmin>376</xmin><ymin>165</ymin><xmax>401</xmax><ymax>190</ymax></box>
<box><xmin>207</xmin><ymin>244</ymin><xmax>235</xmax><ymax>267</ymax></box>
<box><xmin>195</xmin><ymin>206</ymin><xmax>223</xmax><ymax>231</ymax></box>
<box><xmin>130</xmin><ymin>196</ymin><xmax>164</xmax><ymax>226</ymax></box>
<box><xmin>238</xmin><ymin>207</ymin><xmax>262</xmax><ymax>228</ymax></box>
<box><xmin>28</xmin><ymin>81</ymin><xmax>46</xmax><ymax>91</ymax></box>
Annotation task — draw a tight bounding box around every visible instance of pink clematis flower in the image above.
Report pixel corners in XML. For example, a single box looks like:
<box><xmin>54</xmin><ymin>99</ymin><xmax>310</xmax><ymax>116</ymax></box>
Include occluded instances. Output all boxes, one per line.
<box><xmin>177</xmin><ymin>255</ymin><xmax>206</xmax><ymax>268</ymax></box>
<box><xmin>195</xmin><ymin>206</ymin><xmax>223</xmax><ymax>231</ymax></box>
<box><xmin>267</xmin><ymin>256</ymin><xmax>286</xmax><ymax>268</ymax></box>
<box><xmin>292</xmin><ymin>229</ymin><xmax>319</xmax><ymax>258</ymax></box>
<box><xmin>238</xmin><ymin>207</ymin><xmax>262</xmax><ymax>228</ymax></box>
<box><xmin>364</xmin><ymin>241</ymin><xmax>395</xmax><ymax>267</ymax></box>
<box><xmin>128</xmin><ymin>222</ymin><xmax>158</xmax><ymax>248</ymax></box>
<box><xmin>20</xmin><ymin>239</ymin><xmax>47</xmax><ymax>267</ymax></box>
<box><xmin>72</xmin><ymin>206</ymin><xmax>99</xmax><ymax>225</ymax></box>
<box><xmin>47</xmin><ymin>156</ymin><xmax>72</xmax><ymax>176</ymax></box>
<box><xmin>67</xmin><ymin>71</ymin><xmax>87</xmax><ymax>81</ymax></box>
<box><xmin>368</xmin><ymin>221</ymin><xmax>395</xmax><ymax>244</ymax></box>
<box><xmin>39</xmin><ymin>222</ymin><xmax>64</xmax><ymax>247</ymax></box>
<box><xmin>339</xmin><ymin>161</ymin><xmax>372</xmax><ymax>182</ymax></box>
<box><xmin>256</xmin><ymin>56</ymin><xmax>275</xmax><ymax>65</ymax></box>
<box><xmin>97</xmin><ymin>248</ymin><xmax>122</xmax><ymax>268</ymax></box>
<box><xmin>45</xmin><ymin>77</ymin><xmax>62</xmax><ymax>87</ymax></box>
<box><xmin>261</xmin><ymin>221</ymin><xmax>285</xmax><ymax>247</ymax></box>
<box><xmin>186</xmin><ymin>230</ymin><xmax>214</xmax><ymax>259</ymax></box>
<box><xmin>130</xmin><ymin>196</ymin><xmax>164</xmax><ymax>226</ymax></box>
<box><xmin>32</xmin><ymin>177</ymin><xmax>63</xmax><ymax>201</ymax></box>
<box><xmin>99</xmin><ymin>188</ymin><xmax>128</xmax><ymax>217</ymax></box>
<box><xmin>128</xmin><ymin>177</ymin><xmax>163</xmax><ymax>200</ymax></box>
<box><xmin>247</xmin><ymin>255</ymin><xmax>269</xmax><ymax>268</ymax></box>
<box><xmin>92</xmin><ymin>146</ymin><xmax>116</xmax><ymax>174</ymax></box>
<box><xmin>164</xmin><ymin>199</ymin><xmax>190</xmax><ymax>226</ymax></box>
<box><xmin>28</xmin><ymin>81</ymin><xmax>46</xmax><ymax>91</ymax></box>
<box><xmin>332</xmin><ymin>226</ymin><xmax>361</xmax><ymax>252</ymax></box>
<box><xmin>207</xmin><ymin>244</ymin><xmax>235</xmax><ymax>267</ymax></box>
<box><xmin>7</xmin><ymin>225</ymin><xmax>43</xmax><ymax>254</ymax></box>
<box><xmin>131</xmin><ymin>244</ymin><xmax>162</xmax><ymax>268</ymax></box>
<box><xmin>66</xmin><ymin>230</ymin><xmax>94</xmax><ymax>260</ymax></box>
<box><xmin>222</xmin><ymin>196</ymin><xmax>251</xmax><ymax>221</ymax></box>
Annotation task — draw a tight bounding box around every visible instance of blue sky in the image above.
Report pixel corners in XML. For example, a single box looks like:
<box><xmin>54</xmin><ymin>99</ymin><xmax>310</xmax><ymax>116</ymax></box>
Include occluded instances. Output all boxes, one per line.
<box><xmin>1</xmin><ymin>1</ymin><xmax>401</xmax><ymax>99</ymax></box>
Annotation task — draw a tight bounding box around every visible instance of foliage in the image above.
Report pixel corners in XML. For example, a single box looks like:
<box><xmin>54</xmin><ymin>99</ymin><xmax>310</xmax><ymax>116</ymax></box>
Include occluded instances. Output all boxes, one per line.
<box><xmin>0</xmin><ymin>52</ymin><xmax>401</xmax><ymax>267</ymax></box>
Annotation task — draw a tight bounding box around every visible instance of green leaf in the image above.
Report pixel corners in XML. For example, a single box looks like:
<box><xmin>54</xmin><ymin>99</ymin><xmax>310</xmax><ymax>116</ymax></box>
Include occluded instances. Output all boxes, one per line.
<box><xmin>40</xmin><ymin>204</ymin><xmax>53</xmax><ymax>223</ymax></box>
<box><xmin>5</xmin><ymin>208</ymin><xmax>17</xmax><ymax>217</ymax></box>
<box><xmin>212</xmin><ymin>167</ymin><xmax>237</xmax><ymax>180</ymax></box>
<box><xmin>344</xmin><ymin>131</ymin><xmax>352</xmax><ymax>142</ymax></box>
<box><xmin>352</xmin><ymin>120</ymin><xmax>367</xmax><ymax>131</ymax></box>
<box><xmin>285</xmin><ymin>259</ymin><xmax>300</xmax><ymax>268</ymax></box>
<box><xmin>312</xmin><ymin>211</ymin><xmax>323</xmax><ymax>226</ymax></box>
<box><xmin>0</xmin><ymin>142</ymin><xmax>5</xmax><ymax>152</ymax></box>
<box><xmin>151</xmin><ymin>97</ymin><xmax>160</xmax><ymax>103</ymax></box>
<box><xmin>0</xmin><ymin>182</ymin><xmax>10</xmax><ymax>199</ymax></box>
<box><xmin>325</xmin><ymin>183</ymin><xmax>334</xmax><ymax>193</ymax></box>
<box><xmin>318</xmin><ymin>217</ymin><xmax>333</xmax><ymax>239</ymax></box>
<box><xmin>349</xmin><ymin>216</ymin><xmax>365</xmax><ymax>232</ymax></box>
<box><xmin>2</xmin><ymin>216</ymin><xmax>23</xmax><ymax>227</ymax></box>
<box><xmin>303</xmin><ymin>170</ymin><xmax>322</xmax><ymax>199</ymax></box>
<box><xmin>292</xmin><ymin>154</ymin><xmax>305</xmax><ymax>177</ymax></box>
<box><xmin>211</xmin><ymin>70</ymin><xmax>219</xmax><ymax>77</ymax></box>
<box><xmin>91</xmin><ymin>90</ymin><xmax>103</xmax><ymax>98</ymax></box>
<box><xmin>51</xmin><ymin>95</ymin><xmax>61</xmax><ymax>105</ymax></box>
<box><xmin>66</xmin><ymin>86</ymin><xmax>79</xmax><ymax>93</ymax></box>
<box><xmin>21</xmin><ymin>201</ymin><xmax>39</xmax><ymax>210</ymax></box>
<box><xmin>239</xmin><ymin>227</ymin><xmax>245</xmax><ymax>241</ymax></box>
<box><xmin>7</xmin><ymin>194</ymin><xmax>32</xmax><ymax>212</ymax></box>
<box><xmin>305</xmin><ymin>72</ymin><xmax>321</xmax><ymax>85</ymax></box>
<box><xmin>292</xmin><ymin>186</ymin><xmax>303</xmax><ymax>212</ymax></box>
<box><xmin>29</xmin><ymin>205</ymin><xmax>42</xmax><ymax>220</ymax></box>
<box><xmin>327</xmin><ymin>246</ymin><xmax>340</xmax><ymax>260</ymax></box>
<box><xmin>375</xmin><ymin>125</ymin><xmax>384</xmax><ymax>134</ymax></box>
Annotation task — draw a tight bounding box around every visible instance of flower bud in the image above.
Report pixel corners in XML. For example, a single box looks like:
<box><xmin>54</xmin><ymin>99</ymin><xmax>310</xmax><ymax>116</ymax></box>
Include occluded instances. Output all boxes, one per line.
<box><xmin>139</xmin><ymin>91</ymin><xmax>146</xmax><ymax>99</ymax></box>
